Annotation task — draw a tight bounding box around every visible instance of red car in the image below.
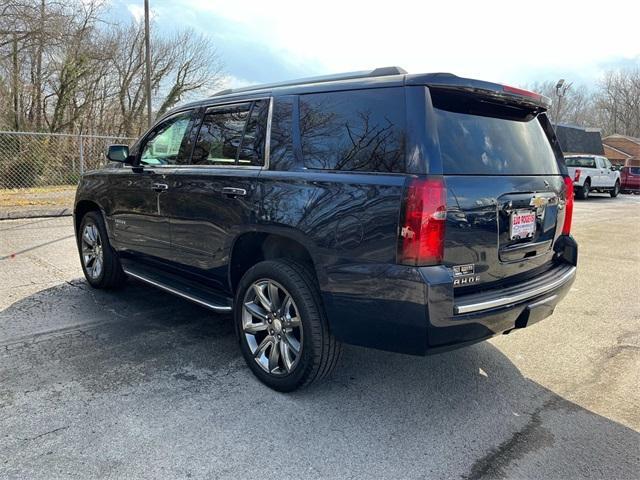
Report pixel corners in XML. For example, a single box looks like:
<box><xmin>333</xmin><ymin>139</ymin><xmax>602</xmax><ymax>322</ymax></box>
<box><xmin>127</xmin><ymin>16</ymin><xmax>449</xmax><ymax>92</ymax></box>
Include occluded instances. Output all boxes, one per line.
<box><xmin>620</xmin><ymin>166</ymin><xmax>640</xmax><ymax>193</ymax></box>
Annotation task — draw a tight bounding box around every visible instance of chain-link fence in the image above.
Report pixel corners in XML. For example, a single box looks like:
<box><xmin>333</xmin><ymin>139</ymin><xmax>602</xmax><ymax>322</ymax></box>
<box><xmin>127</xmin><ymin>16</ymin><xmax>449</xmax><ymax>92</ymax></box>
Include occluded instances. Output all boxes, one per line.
<box><xmin>0</xmin><ymin>131</ymin><xmax>135</xmax><ymax>189</ymax></box>
<box><xmin>0</xmin><ymin>131</ymin><xmax>135</xmax><ymax>218</ymax></box>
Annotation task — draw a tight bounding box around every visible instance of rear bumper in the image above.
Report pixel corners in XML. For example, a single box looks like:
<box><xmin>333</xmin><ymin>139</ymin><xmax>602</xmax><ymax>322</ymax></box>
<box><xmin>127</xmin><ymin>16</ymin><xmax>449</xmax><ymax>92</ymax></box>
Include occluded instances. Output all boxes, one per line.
<box><xmin>421</xmin><ymin>262</ymin><xmax>576</xmax><ymax>353</ymax></box>
<box><xmin>323</xmin><ymin>236</ymin><xmax>578</xmax><ymax>356</ymax></box>
<box><xmin>454</xmin><ymin>264</ymin><xmax>575</xmax><ymax>315</ymax></box>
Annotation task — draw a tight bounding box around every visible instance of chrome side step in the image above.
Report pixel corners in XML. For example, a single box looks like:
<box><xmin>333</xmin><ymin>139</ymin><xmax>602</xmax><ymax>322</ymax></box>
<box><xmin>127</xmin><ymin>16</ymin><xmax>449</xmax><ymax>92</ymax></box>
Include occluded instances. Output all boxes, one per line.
<box><xmin>122</xmin><ymin>266</ymin><xmax>233</xmax><ymax>313</ymax></box>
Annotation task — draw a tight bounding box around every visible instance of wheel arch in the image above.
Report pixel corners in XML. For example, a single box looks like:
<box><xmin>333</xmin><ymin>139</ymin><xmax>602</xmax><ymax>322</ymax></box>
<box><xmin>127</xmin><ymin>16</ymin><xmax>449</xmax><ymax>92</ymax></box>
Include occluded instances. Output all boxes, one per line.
<box><xmin>74</xmin><ymin>199</ymin><xmax>116</xmax><ymax>247</ymax></box>
<box><xmin>228</xmin><ymin>228</ymin><xmax>321</xmax><ymax>294</ymax></box>
<box><xmin>74</xmin><ymin>199</ymin><xmax>103</xmax><ymax>234</ymax></box>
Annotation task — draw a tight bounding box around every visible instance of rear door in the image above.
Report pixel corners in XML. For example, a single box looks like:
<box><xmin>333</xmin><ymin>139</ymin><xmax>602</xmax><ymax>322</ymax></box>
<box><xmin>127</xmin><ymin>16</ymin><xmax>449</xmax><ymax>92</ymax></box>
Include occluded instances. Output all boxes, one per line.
<box><xmin>162</xmin><ymin>99</ymin><xmax>269</xmax><ymax>293</ymax></box>
<box><xmin>428</xmin><ymin>88</ymin><xmax>569</xmax><ymax>290</ymax></box>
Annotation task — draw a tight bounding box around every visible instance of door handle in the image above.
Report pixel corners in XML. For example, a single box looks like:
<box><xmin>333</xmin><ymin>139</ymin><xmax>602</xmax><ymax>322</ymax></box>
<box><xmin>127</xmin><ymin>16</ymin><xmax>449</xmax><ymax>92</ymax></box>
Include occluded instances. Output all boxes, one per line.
<box><xmin>152</xmin><ymin>182</ymin><xmax>169</xmax><ymax>192</ymax></box>
<box><xmin>222</xmin><ymin>187</ymin><xmax>247</xmax><ymax>197</ymax></box>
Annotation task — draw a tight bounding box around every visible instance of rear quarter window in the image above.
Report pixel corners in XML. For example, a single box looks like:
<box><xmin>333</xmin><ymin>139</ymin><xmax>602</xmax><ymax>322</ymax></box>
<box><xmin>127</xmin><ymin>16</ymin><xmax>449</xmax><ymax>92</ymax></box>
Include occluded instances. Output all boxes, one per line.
<box><xmin>299</xmin><ymin>88</ymin><xmax>406</xmax><ymax>173</ymax></box>
<box><xmin>434</xmin><ymin>103</ymin><xmax>560</xmax><ymax>175</ymax></box>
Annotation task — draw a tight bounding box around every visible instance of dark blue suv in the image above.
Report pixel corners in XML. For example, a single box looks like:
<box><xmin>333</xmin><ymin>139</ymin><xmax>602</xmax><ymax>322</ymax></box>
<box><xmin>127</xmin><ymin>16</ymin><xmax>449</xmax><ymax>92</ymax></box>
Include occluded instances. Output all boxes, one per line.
<box><xmin>74</xmin><ymin>67</ymin><xmax>578</xmax><ymax>391</ymax></box>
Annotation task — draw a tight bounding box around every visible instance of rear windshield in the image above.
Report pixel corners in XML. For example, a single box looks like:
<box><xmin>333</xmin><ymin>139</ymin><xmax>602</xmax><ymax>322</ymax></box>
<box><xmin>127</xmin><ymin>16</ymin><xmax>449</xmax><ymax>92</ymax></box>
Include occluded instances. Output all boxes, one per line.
<box><xmin>565</xmin><ymin>157</ymin><xmax>597</xmax><ymax>168</ymax></box>
<box><xmin>434</xmin><ymin>102</ymin><xmax>560</xmax><ymax>175</ymax></box>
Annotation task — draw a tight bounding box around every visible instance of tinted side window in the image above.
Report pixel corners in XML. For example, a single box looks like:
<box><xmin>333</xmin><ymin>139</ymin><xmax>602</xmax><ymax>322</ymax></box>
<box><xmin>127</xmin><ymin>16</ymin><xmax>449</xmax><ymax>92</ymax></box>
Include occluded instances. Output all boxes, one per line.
<box><xmin>238</xmin><ymin>99</ymin><xmax>269</xmax><ymax>166</ymax></box>
<box><xmin>140</xmin><ymin>111</ymin><xmax>193</xmax><ymax>166</ymax></box>
<box><xmin>269</xmin><ymin>96</ymin><xmax>295</xmax><ymax>171</ymax></box>
<box><xmin>191</xmin><ymin>103</ymin><xmax>251</xmax><ymax>166</ymax></box>
<box><xmin>299</xmin><ymin>88</ymin><xmax>406</xmax><ymax>172</ymax></box>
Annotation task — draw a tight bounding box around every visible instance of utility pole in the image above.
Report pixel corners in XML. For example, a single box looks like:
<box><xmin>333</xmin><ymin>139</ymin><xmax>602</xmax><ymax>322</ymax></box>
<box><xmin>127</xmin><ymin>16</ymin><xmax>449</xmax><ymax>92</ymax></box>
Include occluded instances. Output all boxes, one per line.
<box><xmin>12</xmin><ymin>33</ymin><xmax>19</xmax><ymax>130</ymax></box>
<box><xmin>144</xmin><ymin>0</ymin><xmax>153</xmax><ymax>128</ymax></box>
<box><xmin>34</xmin><ymin>0</ymin><xmax>45</xmax><ymax>129</ymax></box>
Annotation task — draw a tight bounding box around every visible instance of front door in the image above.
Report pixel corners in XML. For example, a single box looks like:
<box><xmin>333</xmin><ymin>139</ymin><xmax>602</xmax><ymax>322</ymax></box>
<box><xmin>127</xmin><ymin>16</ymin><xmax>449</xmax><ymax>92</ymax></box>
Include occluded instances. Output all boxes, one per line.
<box><xmin>593</xmin><ymin>157</ymin><xmax>606</xmax><ymax>187</ymax></box>
<box><xmin>110</xmin><ymin>109</ymin><xmax>196</xmax><ymax>264</ymax></box>
<box><xmin>163</xmin><ymin>99</ymin><xmax>270</xmax><ymax>293</ymax></box>
<box><xmin>601</xmin><ymin>157</ymin><xmax>614</xmax><ymax>187</ymax></box>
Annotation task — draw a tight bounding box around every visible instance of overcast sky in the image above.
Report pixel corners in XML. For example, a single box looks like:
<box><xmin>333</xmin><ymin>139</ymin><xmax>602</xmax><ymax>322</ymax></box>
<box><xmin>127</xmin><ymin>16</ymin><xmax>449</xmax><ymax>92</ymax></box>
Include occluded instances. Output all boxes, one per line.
<box><xmin>112</xmin><ymin>0</ymin><xmax>640</xmax><ymax>90</ymax></box>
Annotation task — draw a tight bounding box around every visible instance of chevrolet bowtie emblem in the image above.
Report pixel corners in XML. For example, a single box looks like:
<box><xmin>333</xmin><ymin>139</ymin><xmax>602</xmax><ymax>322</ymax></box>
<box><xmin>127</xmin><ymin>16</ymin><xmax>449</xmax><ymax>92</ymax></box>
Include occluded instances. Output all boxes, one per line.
<box><xmin>530</xmin><ymin>196</ymin><xmax>548</xmax><ymax>208</ymax></box>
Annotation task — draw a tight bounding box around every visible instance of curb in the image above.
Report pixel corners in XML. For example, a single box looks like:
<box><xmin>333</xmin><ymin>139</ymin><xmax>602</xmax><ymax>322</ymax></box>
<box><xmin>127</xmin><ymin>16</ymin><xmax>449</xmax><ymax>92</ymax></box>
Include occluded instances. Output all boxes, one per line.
<box><xmin>0</xmin><ymin>208</ymin><xmax>73</xmax><ymax>220</ymax></box>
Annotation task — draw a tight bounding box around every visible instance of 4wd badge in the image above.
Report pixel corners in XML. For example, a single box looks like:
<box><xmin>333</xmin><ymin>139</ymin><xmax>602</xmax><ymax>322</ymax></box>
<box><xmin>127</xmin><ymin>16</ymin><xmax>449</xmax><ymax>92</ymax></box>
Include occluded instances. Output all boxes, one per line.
<box><xmin>453</xmin><ymin>264</ymin><xmax>480</xmax><ymax>286</ymax></box>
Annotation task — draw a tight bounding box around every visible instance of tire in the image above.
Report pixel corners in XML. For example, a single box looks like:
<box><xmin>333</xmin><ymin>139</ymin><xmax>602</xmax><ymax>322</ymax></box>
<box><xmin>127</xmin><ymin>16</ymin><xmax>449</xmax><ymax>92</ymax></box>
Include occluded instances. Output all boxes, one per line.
<box><xmin>78</xmin><ymin>211</ymin><xmax>126</xmax><ymax>289</ymax></box>
<box><xmin>576</xmin><ymin>180</ymin><xmax>590</xmax><ymax>200</ymax></box>
<box><xmin>610</xmin><ymin>180</ymin><xmax>620</xmax><ymax>198</ymax></box>
<box><xmin>234</xmin><ymin>259</ymin><xmax>342</xmax><ymax>392</ymax></box>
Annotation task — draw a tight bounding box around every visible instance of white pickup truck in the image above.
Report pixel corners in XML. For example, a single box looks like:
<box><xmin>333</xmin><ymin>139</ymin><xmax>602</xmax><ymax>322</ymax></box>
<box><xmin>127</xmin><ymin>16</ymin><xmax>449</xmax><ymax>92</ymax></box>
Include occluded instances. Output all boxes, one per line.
<box><xmin>565</xmin><ymin>155</ymin><xmax>621</xmax><ymax>199</ymax></box>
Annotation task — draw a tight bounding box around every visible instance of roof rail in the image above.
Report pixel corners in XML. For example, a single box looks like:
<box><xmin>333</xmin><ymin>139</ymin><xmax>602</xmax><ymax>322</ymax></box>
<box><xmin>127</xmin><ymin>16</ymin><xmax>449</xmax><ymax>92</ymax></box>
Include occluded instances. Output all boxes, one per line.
<box><xmin>212</xmin><ymin>66</ymin><xmax>407</xmax><ymax>97</ymax></box>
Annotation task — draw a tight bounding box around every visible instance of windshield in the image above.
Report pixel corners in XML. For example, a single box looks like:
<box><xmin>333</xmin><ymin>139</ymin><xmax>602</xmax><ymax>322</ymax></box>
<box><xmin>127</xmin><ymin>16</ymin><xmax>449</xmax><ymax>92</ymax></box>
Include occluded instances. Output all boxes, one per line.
<box><xmin>565</xmin><ymin>157</ymin><xmax>597</xmax><ymax>168</ymax></box>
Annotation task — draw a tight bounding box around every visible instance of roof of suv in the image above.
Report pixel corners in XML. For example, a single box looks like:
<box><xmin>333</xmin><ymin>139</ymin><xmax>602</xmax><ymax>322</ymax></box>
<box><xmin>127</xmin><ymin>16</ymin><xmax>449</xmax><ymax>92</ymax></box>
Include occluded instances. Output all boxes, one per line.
<box><xmin>212</xmin><ymin>66</ymin><xmax>409</xmax><ymax>97</ymax></box>
<box><xmin>163</xmin><ymin>66</ymin><xmax>552</xmax><ymax>121</ymax></box>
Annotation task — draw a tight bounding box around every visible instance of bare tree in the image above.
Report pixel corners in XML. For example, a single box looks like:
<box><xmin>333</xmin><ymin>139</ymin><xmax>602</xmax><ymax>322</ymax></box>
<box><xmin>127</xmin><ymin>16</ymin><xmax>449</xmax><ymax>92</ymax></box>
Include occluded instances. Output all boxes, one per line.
<box><xmin>156</xmin><ymin>29</ymin><xmax>224</xmax><ymax>117</ymax></box>
<box><xmin>525</xmin><ymin>80</ymin><xmax>598</xmax><ymax>127</ymax></box>
<box><xmin>107</xmin><ymin>22</ymin><xmax>224</xmax><ymax>136</ymax></box>
<box><xmin>44</xmin><ymin>1</ymin><xmax>107</xmax><ymax>132</ymax></box>
<box><xmin>0</xmin><ymin>0</ymin><xmax>43</xmax><ymax>130</ymax></box>
<box><xmin>524</xmin><ymin>65</ymin><xmax>640</xmax><ymax>137</ymax></box>
<box><xmin>0</xmin><ymin>0</ymin><xmax>225</xmax><ymax>135</ymax></box>
<box><xmin>594</xmin><ymin>67</ymin><xmax>640</xmax><ymax>137</ymax></box>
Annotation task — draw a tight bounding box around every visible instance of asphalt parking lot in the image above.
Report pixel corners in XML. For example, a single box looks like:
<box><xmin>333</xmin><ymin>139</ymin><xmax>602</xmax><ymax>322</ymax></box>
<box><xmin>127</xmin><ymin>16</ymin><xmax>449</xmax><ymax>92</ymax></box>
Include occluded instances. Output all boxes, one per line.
<box><xmin>1</xmin><ymin>194</ymin><xmax>639</xmax><ymax>479</ymax></box>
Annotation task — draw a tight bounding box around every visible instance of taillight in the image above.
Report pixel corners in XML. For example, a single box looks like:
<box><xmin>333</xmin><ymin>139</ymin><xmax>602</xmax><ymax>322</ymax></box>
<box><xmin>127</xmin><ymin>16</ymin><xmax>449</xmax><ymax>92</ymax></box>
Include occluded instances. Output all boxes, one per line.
<box><xmin>562</xmin><ymin>176</ymin><xmax>574</xmax><ymax>235</ymax></box>
<box><xmin>398</xmin><ymin>177</ymin><xmax>446</xmax><ymax>266</ymax></box>
<box><xmin>574</xmin><ymin>169</ymin><xmax>581</xmax><ymax>182</ymax></box>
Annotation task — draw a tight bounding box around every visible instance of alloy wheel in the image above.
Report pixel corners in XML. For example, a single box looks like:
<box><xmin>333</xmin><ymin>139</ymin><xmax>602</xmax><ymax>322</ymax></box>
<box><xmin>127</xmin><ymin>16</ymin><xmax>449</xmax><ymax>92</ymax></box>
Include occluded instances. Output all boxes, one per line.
<box><xmin>242</xmin><ymin>279</ymin><xmax>303</xmax><ymax>376</ymax></box>
<box><xmin>81</xmin><ymin>222</ymin><xmax>103</xmax><ymax>280</ymax></box>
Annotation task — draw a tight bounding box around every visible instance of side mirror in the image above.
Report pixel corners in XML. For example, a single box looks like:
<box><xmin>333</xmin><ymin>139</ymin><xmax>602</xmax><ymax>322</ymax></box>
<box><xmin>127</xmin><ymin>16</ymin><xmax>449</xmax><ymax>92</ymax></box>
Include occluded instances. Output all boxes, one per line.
<box><xmin>610</xmin><ymin>166</ymin><xmax>616</xmax><ymax>171</ymax></box>
<box><xmin>106</xmin><ymin>144</ymin><xmax>130</xmax><ymax>163</ymax></box>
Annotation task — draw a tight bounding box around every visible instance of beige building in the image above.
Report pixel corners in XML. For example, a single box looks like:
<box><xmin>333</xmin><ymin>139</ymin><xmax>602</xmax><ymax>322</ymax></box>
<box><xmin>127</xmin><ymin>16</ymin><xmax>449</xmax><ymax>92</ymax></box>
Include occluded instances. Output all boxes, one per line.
<box><xmin>602</xmin><ymin>134</ymin><xmax>640</xmax><ymax>167</ymax></box>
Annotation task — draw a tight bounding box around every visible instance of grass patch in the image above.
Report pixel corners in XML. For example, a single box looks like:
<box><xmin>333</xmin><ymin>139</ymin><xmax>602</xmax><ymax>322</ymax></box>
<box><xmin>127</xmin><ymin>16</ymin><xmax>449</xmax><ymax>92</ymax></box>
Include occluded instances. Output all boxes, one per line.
<box><xmin>0</xmin><ymin>185</ymin><xmax>76</xmax><ymax>208</ymax></box>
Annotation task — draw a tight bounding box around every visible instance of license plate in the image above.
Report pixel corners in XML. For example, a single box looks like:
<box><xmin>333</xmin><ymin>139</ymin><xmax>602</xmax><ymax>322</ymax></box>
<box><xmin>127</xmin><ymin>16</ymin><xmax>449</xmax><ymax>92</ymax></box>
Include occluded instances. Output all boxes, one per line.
<box><xmin>510</xmin><ymin>209</ymin><xmax>536</xmax><ymax>240</ymax></box>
